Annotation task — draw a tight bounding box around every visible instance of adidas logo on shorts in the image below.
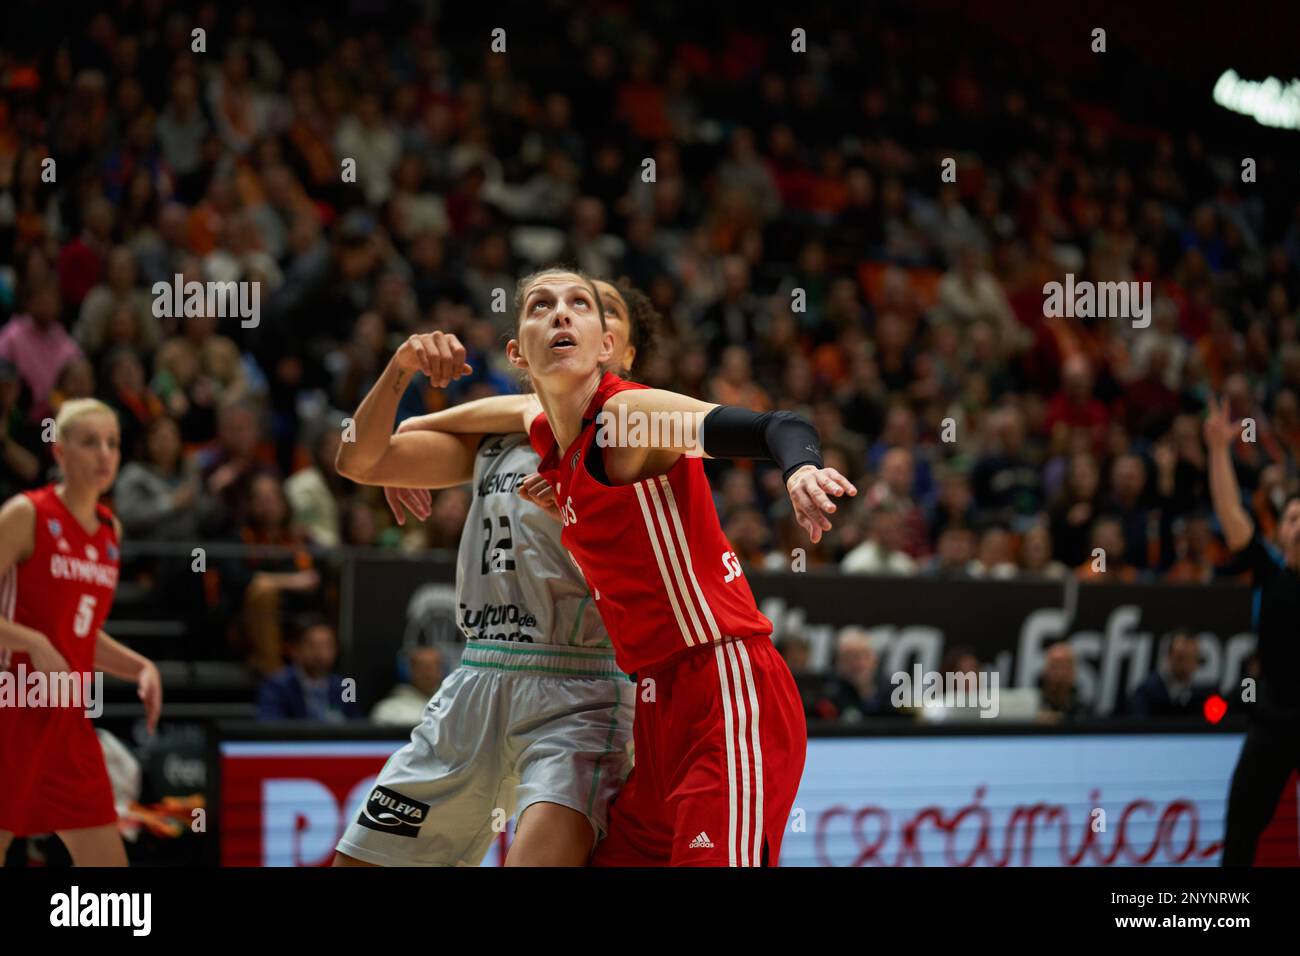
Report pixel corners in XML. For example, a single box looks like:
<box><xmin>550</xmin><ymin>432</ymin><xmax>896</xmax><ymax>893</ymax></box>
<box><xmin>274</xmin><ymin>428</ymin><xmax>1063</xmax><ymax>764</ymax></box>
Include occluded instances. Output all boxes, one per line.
<box><xmin>688</xmin><ymin>831</ymin><xmax>714</xmax><ymax>849</ymax></box>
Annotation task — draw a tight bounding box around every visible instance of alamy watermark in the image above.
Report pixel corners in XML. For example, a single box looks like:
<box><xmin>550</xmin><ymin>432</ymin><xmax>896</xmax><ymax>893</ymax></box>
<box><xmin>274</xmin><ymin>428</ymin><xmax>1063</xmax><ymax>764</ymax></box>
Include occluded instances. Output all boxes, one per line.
<box><xmin>50</xmin><ymin>886</ymin><xmax>151</xmax><ymax>936</ymax></box>
<box><xmin>0</xmin><ymin>665</ymin><xmax>103</xmax><ymax>718</ymax></box>
<box><xmin>152</xmin><ymin>274</ymin><xmax>260</xmax><ymax>328</ymax></box>
<box><xmin>1043</xmin><ymin>273</ymin><xmax>1150</xmax><ymax>328</ymax></box>
<box><xmin>594</xmin><ymin>406</ymin><xmax>708</xmax><ymax>452</ymax></box>
<box><xmin>890</xmin><ymin>664</ymin><xmax>1000</xmax><ymax>718</ymax></box>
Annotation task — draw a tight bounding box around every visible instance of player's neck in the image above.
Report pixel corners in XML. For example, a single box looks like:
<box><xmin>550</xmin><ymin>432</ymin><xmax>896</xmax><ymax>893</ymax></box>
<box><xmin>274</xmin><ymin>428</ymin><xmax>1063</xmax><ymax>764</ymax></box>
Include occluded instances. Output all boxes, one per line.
<box><xmin>536</xmin><ymin>373</ymin><xmax>604</xmax><ymax>453</ymax></box>
<box><xmin>55</xmin><ymin>482</ymin><xmax>100</xmax><ymax>529</ymax></box>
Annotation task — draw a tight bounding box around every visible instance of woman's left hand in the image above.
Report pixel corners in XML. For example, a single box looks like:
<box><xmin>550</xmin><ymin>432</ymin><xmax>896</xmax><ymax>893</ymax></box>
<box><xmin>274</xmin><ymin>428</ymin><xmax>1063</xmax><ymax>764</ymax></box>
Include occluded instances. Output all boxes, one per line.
<box><xmin>137</xmin><ymin>662</ymin><xmax>163</xmax><ymax>735</ymax></box>
<box><xmin>786</xmin><ymin>465</ymin><xmax>857</xmax><ymax>544</ymax></box>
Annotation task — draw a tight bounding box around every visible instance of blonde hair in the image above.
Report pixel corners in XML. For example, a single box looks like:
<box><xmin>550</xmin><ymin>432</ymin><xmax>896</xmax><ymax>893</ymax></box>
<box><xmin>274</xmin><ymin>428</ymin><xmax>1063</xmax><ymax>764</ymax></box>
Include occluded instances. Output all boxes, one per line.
<box><xmin>55</xmin><ymin>398</ymin><xmax>119</xmax><ymax>442</ymax></box>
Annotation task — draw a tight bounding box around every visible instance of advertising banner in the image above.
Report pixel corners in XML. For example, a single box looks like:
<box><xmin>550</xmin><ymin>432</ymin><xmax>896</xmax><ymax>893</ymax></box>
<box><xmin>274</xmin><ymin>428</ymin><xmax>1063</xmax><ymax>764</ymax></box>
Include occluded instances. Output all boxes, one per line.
<box><xmin>349</xmin><ymin>556</ymin><xmax>1257</xmax><ymax>718</ymax></box>
<box><xmin>217</xmin><ymin>732</ymin><xmax>1298</xmax><ymax>866</ymax></box>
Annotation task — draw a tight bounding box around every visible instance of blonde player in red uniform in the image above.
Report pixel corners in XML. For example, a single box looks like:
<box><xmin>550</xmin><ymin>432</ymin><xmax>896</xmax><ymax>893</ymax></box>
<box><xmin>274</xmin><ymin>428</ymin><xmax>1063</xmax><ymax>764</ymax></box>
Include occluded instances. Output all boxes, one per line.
<box><xmin>0</xmin><ymin>398</ymin><xmax>162</xmax><ymax>866</ymax></box>
<box><xmin>416</xmin><ymin>269</ymin><xmax>854</xmax><ymax>865</ymax></box>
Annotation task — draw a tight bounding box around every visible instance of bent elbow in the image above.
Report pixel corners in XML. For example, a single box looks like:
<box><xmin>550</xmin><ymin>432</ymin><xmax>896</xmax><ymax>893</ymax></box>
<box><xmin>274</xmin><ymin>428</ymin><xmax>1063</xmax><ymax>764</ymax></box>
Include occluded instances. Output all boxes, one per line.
<box><xmin>334</xmin><ymin>448</ymin><xmax>371</xmax><ymax>483</ymax></box>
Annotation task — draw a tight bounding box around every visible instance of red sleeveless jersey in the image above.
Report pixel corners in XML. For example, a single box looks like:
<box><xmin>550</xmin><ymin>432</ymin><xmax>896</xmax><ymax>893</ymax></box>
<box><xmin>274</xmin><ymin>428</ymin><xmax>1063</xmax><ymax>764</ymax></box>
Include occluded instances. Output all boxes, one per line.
<box><xmin>0</xmin><ymin>485</ymin><xmax>121</xmax><ymax>674</ymax></box>
<box><xmin>530</xmin><ymin>372</ymin><xmax>772</xmax><ymax>674</ymax></box>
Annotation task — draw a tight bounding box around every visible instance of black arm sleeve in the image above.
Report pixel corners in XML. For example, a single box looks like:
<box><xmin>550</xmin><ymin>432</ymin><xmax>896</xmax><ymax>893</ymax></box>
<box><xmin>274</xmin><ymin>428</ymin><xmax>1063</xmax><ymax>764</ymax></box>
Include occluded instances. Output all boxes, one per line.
<box><xmin>701</xmin><ymin>406</ymin><xmax>823</xmax><ymax>482</ymax></box>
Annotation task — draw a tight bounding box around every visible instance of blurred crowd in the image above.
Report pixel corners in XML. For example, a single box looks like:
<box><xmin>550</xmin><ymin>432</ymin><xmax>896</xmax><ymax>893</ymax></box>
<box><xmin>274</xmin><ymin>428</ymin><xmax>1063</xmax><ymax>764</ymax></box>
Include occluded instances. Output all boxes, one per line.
<box><xmin>2</xmin><ymin>2</ymin><xmax>1299</xmax><ymax>686</ymax></box>
<box><xmin>784</xmin><ymin>624</ymin><xmax>1255</xmax><ymax>725</ymax></box>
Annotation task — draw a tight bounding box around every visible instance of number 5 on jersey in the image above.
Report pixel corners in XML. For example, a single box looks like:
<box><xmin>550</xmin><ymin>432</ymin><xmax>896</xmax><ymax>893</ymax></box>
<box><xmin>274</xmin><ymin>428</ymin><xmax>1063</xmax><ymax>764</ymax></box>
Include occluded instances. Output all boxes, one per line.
<box><xmin>73</xmin><ymin>594</ymin><xmax>98</xmax><ymax>638</ymax></box>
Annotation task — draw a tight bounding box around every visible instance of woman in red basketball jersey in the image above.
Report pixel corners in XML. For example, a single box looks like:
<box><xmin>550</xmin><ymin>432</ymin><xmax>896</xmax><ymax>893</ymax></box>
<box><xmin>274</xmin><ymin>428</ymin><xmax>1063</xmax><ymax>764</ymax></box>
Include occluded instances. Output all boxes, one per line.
<box><xmin>0</xmin><ymin>399</ymin><xmax>162</xmax><ymax>866</ymax></box>
<box><xmin>416</xmin><ymin>269</ymin><xmax>854</xmax><ymax>865</ymax></box>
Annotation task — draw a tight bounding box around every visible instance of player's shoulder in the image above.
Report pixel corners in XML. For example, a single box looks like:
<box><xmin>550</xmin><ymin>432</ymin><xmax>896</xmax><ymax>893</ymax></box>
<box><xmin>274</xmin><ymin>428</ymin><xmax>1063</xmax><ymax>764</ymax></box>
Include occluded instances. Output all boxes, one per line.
<box><xmin>527</xmin><ymin>409</ymin><xmax>554</xmax><ymax>460</ymax></box>
<box><xmin>596</xmin><ymin>371</ymin><xmax>650</xmax><ymax>404</ymax></box>
<box><xmin>0</xmin><ymin>491</ymin><xmax>38</xmax><ymax>555</ymax></box>
<box><xmin>0</xmin><ymin>490</ymin><xmax>38</xmax><ymax>524</ymax></box>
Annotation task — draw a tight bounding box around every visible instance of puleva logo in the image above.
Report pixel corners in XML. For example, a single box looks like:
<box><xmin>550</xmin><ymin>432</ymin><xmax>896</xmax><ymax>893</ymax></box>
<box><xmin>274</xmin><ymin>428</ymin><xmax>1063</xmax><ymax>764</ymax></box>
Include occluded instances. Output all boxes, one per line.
<box><xmin>356</xmin><ymin>785</ymin><xmax>430</xmax><ymax>839</ymax></box>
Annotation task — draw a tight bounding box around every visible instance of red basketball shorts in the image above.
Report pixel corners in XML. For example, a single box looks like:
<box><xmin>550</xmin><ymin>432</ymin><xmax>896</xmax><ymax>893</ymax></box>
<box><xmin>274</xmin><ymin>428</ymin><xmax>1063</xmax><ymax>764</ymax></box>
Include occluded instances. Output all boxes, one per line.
<box><xmin>591</xmin><ymin>635</ymin><xmax>807</xmax><ymax>867</ymax></box>
<box><xmin>0</xmin><ymin>706</ymin><xmax>116</xmax><ymax>837</ymax></box>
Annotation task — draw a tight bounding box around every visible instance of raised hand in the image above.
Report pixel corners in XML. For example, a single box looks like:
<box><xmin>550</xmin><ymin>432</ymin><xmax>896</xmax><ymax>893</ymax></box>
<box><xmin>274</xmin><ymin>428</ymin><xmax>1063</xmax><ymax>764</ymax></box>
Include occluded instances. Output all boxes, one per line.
<box><xmin>1202</xmin><ymin>393</ymin><xmax>1238</xmax><ymax>450</ymax></box>
<box><xmin>395</xmin><ymin>331</ymin><xmax>473</xmax><ymax>388</ymax></box>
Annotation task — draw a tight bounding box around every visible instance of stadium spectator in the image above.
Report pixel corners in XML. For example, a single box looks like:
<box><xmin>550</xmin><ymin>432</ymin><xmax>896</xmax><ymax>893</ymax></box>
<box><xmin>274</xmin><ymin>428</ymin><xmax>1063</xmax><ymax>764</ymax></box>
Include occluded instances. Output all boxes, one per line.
<box><xmin>930</xmin><ymin>467</ymin><xmax>975</xmax><ymax>541</ymax></box>
<box><xmin>256</xmin><ymin>614</ymin><xmax>360</xmax><ymax>722</ymax></box>
<box><xmin>56</xmin><ymin>195</ymin><xmax>114</xmax><ymax>310</ymax></box>
<box><xmin>49</xmin><ymin>355</ymin><xmax>96</xmax><ymax>415</ymax></box>
<box><xmin>0</xmin><ymin>359</ymin><xmax>40</xmax><ymax>502</ymax></box>
<box><xmin>114</xmin><ymin>415</ymin><xmax>209</xmax><ymax>540</ymax></box>
<box><xmin>842</xmin><ymin>505</ymin><xmax>919</xmax><ymax>575</ymax></box>
<box><xmin>1018</xmin><ymin>523</ymin><xmax>1069</xmax><ymax>580</ymax></box>
<box><xmin>1165</xmin><ymin>514</ymin><xmax>1220</xmax><ymax>584</ymax></box>
<box><xmin>74</xmin><ymin>246</ymin><xmax>161</xmax><ymax>358</ymax></box>
<box><xmin>285</xmin><ymin>421</ymin><xmax>345</xmax><ymax>547</ymax></box>
<box><xmin>777</xmin><ymin>635</ymin><xmax>812</xmax><ymax>674</ymax></box>
<box><xmin>1076</xmin><ymin>515</ymin><xmax>1138</xmax><ymax>583</ymax></box>
<box><xmin>1043</xmin><ymin>355</ymin><xmax>1110</xmax><ymax>444</ymax></box>
<box><xmin>197</xmin><ymin>399</ymin><xmax>277</xmax><ymax>534</ymax></box>
<box><xmin>222</xmin><ymin>472</ymin><xmax>320</xmax><ymax>674</ymax></box>
<box><xmin>1104</xmin><ymin>453</ymin><xmax>1160</xmax><ymax>571</ymax></box>
<box><xmin>928</xmin><ymin>526</ymin><xmax>977</xmax><ymax>577</ymax></box>
<box><xmin>863</xmin><ymin>446</ymin><xmax>929</xmax><ymax>558</ymax></box>
<box><xmin>967</xmin><ymin>525</ymin><xmax>1018</xmax><ymax>579</ymax></box>
<box><xmin>1129</xmin><ymin>630</ymin><xmax>1214</xmax><ymax>718</ymax></box>
<box><xmin>971</xmin><ymin>406</ymin><xmax>1042</xmax><ymax>531</ymax></box>
<box><xmin>99</xmin><ymin>346</ymin><xmax>165</xmax><ymax>461</ymax></box>
<box><xmin>0</xmin><ymin>280</ymin><xmax>84</xmax><ymax>424</ymax></box>
<box><xmin>812</xmin><ymin>628</ymin><xmax>888</xmax><ymax>722</ymax></box>
<box><xmin>370</xmin><ymin>646</ymin><xmax>445</xmax><ymax>727</ymax></box>
<box><xmin>1038</xmin><ymin>642</ymin><xmax>1088</xmax><ymax>722</ymax></box>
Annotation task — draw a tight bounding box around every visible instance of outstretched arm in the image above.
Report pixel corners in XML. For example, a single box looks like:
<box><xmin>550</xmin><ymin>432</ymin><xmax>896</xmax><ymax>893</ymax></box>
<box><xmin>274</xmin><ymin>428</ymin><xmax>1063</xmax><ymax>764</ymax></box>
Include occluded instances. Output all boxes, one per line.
<box><xmin>601</xmin><ymin>389</ymin><xmax>857</xmax><ymax>544</ymax></box>
<box><xmin>1204</xmin><ymin>393</ymin><xmax>1254</xmax><ymax>552</ymax></box>
<box><xmin>396</xmin><ymin>393</ymin><xmax>542</xmax><ymax>439</ymax></box>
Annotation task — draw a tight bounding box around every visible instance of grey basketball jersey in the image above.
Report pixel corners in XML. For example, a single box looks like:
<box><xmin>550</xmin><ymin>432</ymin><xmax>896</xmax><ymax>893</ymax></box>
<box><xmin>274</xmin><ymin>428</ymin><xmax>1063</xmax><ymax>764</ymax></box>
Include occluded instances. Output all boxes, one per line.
<box><xmin>455</xmin><ymin>433</ymin><xmax>610</xmax><ymax>648</ymax></box>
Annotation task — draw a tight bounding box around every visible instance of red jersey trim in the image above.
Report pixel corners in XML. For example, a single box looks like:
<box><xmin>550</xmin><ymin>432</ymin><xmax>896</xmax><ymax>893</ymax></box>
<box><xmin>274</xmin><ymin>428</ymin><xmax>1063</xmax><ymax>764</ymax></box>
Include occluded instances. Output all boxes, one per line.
<box><xmin>528</xmin><ymin>371</ymin><xmax>649</xmax><ymax>472</ymax></box>
<box><xmin>25</xmin><ymin>486</ymin><xmax>118</xmax><ymax>543</ymax></box>
<box><xmin>631</xmin><ymin>470</ymin><xmax>723</xmax><ymax>651</ymax></box>
<box><xmin>528</xmin><ymin>410</ymin><xmax>556</xmax><ymax>469</ymax></box>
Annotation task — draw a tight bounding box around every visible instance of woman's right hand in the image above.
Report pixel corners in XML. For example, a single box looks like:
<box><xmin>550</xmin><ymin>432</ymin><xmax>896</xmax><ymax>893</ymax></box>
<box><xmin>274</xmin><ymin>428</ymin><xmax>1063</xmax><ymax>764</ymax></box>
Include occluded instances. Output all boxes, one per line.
<box><xmin>384</xmin><ymin>486</ymin><xmax>432</xmax><ymax>525</ymax></box>
<box><xmin>395</xmin><ymin>332</ymin><xmax>473</xmax><ymax>388</ymax></box>
<box><xmin>25</xmin><ymin>634</ymin><xmax>70</xmax><ymax>675</ymax></box>
<box><xmin>1203</xmin><ymin>393</ymin><xmax>1238</xmax><ymax>450</ymax></box>
<box><xmin>517</xmin><ymin>472</ymin><xmax>561</xmax><ymax>521</ymax></box>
